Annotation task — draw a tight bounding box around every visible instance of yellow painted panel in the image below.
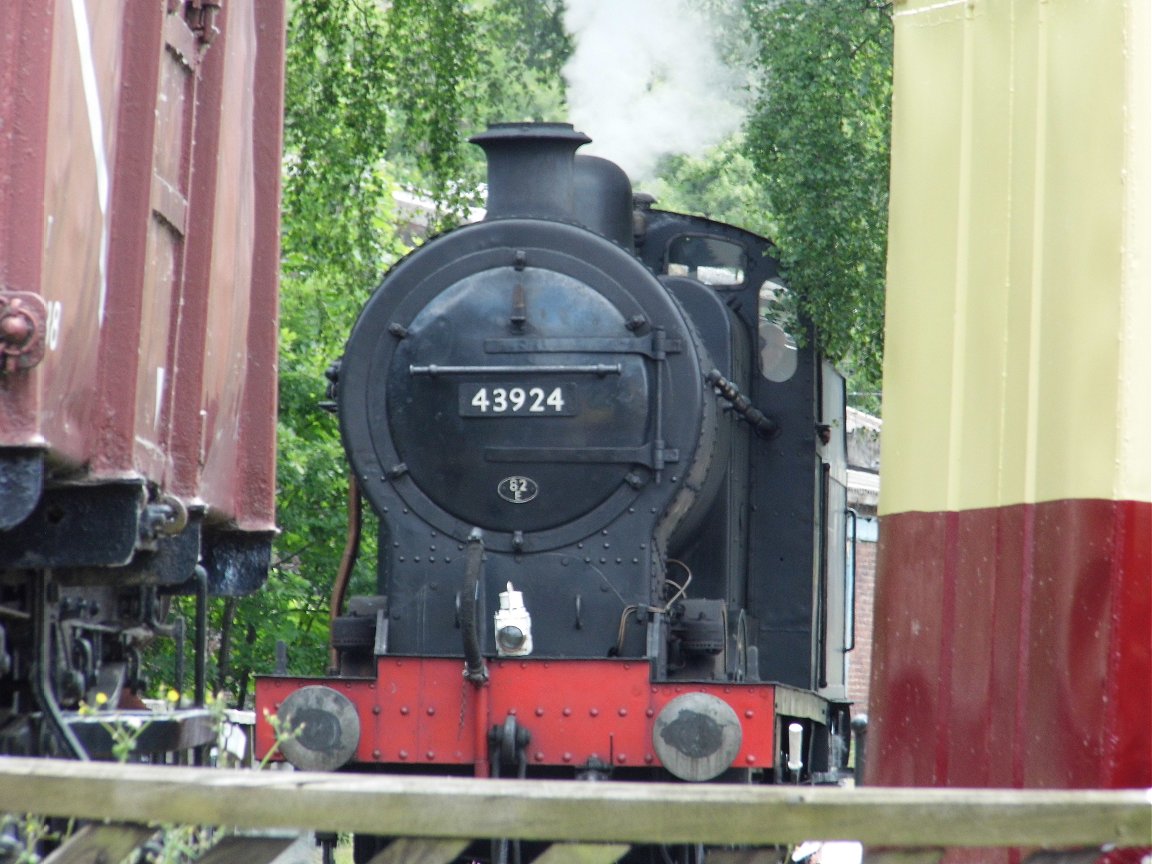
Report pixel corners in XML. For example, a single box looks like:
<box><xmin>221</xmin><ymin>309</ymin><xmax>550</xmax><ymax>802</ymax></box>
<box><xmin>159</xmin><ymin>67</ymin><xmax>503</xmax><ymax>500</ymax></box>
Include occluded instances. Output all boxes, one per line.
<box><xmin>1118</xmin><ymin>0</ymin><xmax>1152</xmax><ymax>505</ymax></box>
<box><xmin>881</xmin><ymin>0</ymin><xmax>1151</xmax><ymax>515</ymax></box>
<box><xmin>880</xmin><ymin>0</ymin><xmax>969</xmax><ymax>511</ymax></box>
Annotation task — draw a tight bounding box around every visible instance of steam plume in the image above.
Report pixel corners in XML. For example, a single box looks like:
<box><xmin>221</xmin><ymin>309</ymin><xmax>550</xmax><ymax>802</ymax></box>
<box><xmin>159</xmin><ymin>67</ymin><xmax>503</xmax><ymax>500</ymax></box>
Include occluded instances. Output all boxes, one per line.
<box><xmin>562</xmin><ymin>0</ymin><xmax>750</xmax><ymax>182</ymax></box>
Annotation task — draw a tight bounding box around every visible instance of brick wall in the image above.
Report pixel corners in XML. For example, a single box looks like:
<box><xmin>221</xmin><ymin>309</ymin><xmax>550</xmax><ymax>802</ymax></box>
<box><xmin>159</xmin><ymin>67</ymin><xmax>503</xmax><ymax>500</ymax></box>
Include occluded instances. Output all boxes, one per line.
<box><xmin>846</xmin><ymin>528</ymin><xmax>876</xmax><ymax>716</ymax></box>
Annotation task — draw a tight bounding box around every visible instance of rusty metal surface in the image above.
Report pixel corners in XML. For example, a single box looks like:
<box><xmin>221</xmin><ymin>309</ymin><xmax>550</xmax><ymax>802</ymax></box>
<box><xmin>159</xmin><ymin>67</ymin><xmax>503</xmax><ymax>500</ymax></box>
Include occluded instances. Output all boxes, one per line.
<box><xmin>0</xmin><ymin>0</ymin><xmax>282</xmax><ymax>535</ymax></box>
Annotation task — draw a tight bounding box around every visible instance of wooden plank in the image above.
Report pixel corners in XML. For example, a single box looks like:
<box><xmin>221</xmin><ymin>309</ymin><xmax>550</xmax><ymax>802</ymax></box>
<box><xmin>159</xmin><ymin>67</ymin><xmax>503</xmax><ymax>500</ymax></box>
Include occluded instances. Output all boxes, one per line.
<box><xmin>0</xmin><ymin>759</ymin><xmax>1147</xmax><ymax>849</ymax></box>
<box><xmin>195</xmin><ymin>834</ymin><xmax>300</xmax><ymax>864</ymax></box>
<box><xmin>862</xmin><ymin>851</ymin><xmax>945</xmax><ymax>864</ymax></box>
<box><xmin>365</xmin><ymin>838</ymin><xmax>470</xmax><ymax>864</ymax></box>
<box><xmin>42</xmin><ymin>822</ymin><xmax>156</xmax><ymax>864</ymax></box>
<box><xmin>529</xmin><ymin>842</ymin><xmax>632</xmax><ymax>864</ymax></box>
<box><xmin>1020</xmin><ymin>852</ymin><xmax>1108</xmax><ymax>864</ymax></box>
<box><xmin>708</xmin><ymin>850</ymin><xmax>786</xmax><ymax>864</ymax></box>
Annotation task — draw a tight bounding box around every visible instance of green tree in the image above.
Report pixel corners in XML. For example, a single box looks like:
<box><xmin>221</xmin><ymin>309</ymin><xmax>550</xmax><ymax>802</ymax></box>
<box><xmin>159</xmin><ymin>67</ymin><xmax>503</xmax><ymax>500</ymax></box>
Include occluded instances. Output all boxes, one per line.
<box><xmin>644</xmin><ymin>136</ymin><xmax>775</xmax><ymax>238</ymax></box>
<box><xmin>743</xmin><ymin>0</ymin><xmax>892</xmax><ymax>409</ymax></box>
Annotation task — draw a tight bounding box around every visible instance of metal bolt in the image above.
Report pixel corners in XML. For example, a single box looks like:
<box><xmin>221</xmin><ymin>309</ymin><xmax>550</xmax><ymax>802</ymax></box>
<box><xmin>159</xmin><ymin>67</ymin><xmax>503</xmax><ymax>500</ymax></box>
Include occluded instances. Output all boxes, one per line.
<box><xmin>0</xmin><ymin>311</ymin><xmax>33</xmax><ymax>346</ymax></box>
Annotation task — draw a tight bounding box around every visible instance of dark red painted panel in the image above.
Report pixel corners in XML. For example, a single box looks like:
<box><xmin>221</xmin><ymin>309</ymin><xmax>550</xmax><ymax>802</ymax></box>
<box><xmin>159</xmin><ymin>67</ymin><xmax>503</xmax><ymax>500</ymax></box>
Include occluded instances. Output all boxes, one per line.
<box><xmin>256</xmin><ymin>659</ymin><xmax>778</xmax><ymax>776</ymax></box>
<box><xmin>870</xmin><ymin>499</ymin><xmax>1151</xmax><ymax>791</ymax></box>
<box><xmin>93</xmin><ymin>0</ymin><xmax>166</xmax><ymax>477</ymax></box>
<box><xmin>170</xmin><ymin>0</ymin><xmax>283</xmax><ymax>530</ymax></box>
<box><xmin>229</xmin><ymin>0</ymin><xmax>284</xmax><ymax>531</ymax></box>
<box><xmin>0</xmin><ymin>0</ymin><xmax>281</xmax><ymax>534</ymax></box>
<box><xmin>0</xmin><ymin>3</ymin><xmax>54</xmax><ymax>444</ymax></box>
<box><xmin>866</xmin><ymin>510</ymin><xmax>950</xmax><ymax>786</ymax></box>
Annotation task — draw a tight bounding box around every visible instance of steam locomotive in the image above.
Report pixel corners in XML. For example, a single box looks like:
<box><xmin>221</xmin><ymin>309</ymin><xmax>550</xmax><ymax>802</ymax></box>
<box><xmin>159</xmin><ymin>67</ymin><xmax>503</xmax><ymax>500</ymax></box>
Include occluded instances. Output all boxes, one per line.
<box><xmin>255</xmin><ymin>122</ymin><xmax>854</xmax><ymax>858</ymax></box>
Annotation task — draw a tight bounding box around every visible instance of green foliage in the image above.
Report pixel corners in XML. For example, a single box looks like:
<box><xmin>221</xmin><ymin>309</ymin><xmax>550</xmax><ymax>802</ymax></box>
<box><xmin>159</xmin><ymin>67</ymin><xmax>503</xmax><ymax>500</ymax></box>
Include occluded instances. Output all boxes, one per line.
<box><xmin>257</xmin><ymin>707</ymin><xmax>306</xmax><ymax>770</ymax></box>
<box><xmin>0</xmin><ymin>814</ymin><xmax>63</xmax><ymax>863</ymax></box>
<box><xmin>385</xmin><ymin>0</ymin><xmax>481</xmax><ymax>226</ymax></box>
<box><xmin>644</xmin><ymin>136</ymin><xmax>776</xmax><ymax>238</ymax></box>
<box><xmin>281</xmin><ymin>0</ymin><xmax>394</xmax><ymax>287</ymax></box>
<box><xmin>743</xmin><ymin>0</ymin><xmax>892</xmax><ymax>409</ymax></box>
<box><xmin>471</xmin><ymin>0</ymin><xmax>570</xmax><ymax>124</ymax></box>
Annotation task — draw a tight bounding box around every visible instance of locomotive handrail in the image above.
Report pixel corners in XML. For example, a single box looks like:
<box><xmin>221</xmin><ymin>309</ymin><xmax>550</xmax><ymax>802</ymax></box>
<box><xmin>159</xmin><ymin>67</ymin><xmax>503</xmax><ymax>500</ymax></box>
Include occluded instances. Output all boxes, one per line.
<box><xmin>483</xmin><ymin>336</ymin><xmax>683</xmax><ymax>358</ymax></box>
<box><xmin>0</xmin><ymin>758</ymin><xmax>1147</xmax><ymax>851</ymax></box>
<box><xmin>409</xmin><ymin>363</ymin><xmax>623</xmax><ymax>376</ymax></box>
<box><xmin>845</xmin><ymin>507</ymin><xmax>859</xmax><ymax>652</ymax></box>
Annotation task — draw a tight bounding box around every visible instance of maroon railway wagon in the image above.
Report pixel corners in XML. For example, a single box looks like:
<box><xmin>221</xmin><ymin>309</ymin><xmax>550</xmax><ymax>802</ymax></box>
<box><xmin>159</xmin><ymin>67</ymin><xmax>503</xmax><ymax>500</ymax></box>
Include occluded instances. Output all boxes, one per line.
<box><xmin>0</xmin><ymin>1</ymin><xmax>284</xmax><ymax>758</ymax></box>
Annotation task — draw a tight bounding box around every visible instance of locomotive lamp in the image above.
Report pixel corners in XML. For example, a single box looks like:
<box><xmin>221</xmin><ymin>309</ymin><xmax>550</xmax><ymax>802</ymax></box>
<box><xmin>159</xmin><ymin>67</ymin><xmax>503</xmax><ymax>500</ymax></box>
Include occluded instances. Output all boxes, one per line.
<box><xmin>787</xmin><ymin>722</ymin><xmax>805</xmax><ymax>777</ymax></box>
<box><xmin>494</xmin><ymin>582</ymin><xmax>533</xmax><ymax>656</ymax></box>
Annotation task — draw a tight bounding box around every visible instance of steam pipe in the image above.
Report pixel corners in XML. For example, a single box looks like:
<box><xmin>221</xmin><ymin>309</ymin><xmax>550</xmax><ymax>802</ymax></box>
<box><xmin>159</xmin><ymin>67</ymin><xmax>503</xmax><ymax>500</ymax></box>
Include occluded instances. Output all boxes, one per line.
<box><xmin>461</xmin><ymin>528</ymin><xmax>489</xmax><ymax>685</ymax></box>
<box><xmin>30</xmin><ymin>575</ymin><xmax>87</xmax><ymax>759</ymax></box>
<box><xmin>328</xmin><ymin>474</ymin><xmax>363</xmax><ymax>672</ymax></box>
<box><xmin>193</xmin><ymin>564</ymin><xmax>208</xmax><ymax>708</ymax></box>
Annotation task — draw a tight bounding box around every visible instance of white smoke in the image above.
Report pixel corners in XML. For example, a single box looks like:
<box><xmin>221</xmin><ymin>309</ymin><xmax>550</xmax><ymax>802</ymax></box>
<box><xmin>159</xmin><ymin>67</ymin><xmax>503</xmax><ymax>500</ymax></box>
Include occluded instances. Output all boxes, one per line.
<box><xmin>562</xmin><ymin>0</ymin><xmax>751</xmax><ymax>182</ymax></box>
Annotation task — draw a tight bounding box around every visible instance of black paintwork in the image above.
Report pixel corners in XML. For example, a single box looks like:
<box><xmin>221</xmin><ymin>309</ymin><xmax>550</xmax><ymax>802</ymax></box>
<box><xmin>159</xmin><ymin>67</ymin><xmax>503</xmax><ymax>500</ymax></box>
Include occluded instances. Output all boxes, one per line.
<box><xmin>636</xmin><ymin>209</ymin><xmax>831</xmax><ymax>690</ymax></box>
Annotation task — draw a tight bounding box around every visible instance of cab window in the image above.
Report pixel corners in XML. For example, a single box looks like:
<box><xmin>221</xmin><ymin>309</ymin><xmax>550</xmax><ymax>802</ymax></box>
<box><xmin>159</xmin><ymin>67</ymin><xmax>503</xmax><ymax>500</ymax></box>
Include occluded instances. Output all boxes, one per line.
<box><xmin>759</xmin><ymin>278</ymin><xmax>798</xmax><ymax>382</ymax></box>
<box><xmin>665</xmin><ymin>236</ymin><xmax>746</xmax><ymax>287</ymax></box>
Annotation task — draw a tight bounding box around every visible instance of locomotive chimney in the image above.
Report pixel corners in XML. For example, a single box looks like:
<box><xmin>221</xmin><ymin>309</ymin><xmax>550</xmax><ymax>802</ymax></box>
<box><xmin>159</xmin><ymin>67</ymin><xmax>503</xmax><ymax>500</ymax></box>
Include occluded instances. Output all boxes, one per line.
<box><xmin>470</xmin><ymin>123</ymin><xmax>591</xmax><ymax>221</ymax></box>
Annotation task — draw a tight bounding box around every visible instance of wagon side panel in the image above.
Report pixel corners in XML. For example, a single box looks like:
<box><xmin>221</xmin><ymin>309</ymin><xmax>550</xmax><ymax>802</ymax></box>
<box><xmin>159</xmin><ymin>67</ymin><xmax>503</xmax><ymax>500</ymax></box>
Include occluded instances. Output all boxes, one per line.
<box><xmin>195</xmin><ymin>1</ymin><xmax>283</xmax><ymax>539</ymax></box>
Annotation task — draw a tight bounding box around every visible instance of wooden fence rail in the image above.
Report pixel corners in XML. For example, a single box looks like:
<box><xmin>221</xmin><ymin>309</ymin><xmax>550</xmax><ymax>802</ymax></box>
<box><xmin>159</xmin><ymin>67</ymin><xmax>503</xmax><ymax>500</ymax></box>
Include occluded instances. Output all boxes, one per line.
<box><xmin>0</xmin><ymin>758</ymin><xmax>1148</xmax><ymax>863</ymax></box>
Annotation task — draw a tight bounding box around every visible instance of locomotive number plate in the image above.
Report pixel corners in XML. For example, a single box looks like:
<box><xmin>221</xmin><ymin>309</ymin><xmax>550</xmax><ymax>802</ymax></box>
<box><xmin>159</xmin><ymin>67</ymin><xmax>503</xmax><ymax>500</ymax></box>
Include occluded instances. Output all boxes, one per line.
<box><xmin>459</xmin><ymin>383</ymin><xmax>575</xmax><ymax>416</ymax></box>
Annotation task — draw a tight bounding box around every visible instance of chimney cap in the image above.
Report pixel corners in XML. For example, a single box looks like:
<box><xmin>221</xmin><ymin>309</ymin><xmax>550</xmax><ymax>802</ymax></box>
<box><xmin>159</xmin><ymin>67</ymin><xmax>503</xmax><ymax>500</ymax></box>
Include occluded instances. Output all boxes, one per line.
<box><xmin>469</xmin><ymin>122</ymin><xmax>591</xmax><ymax>147</ymax></box>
